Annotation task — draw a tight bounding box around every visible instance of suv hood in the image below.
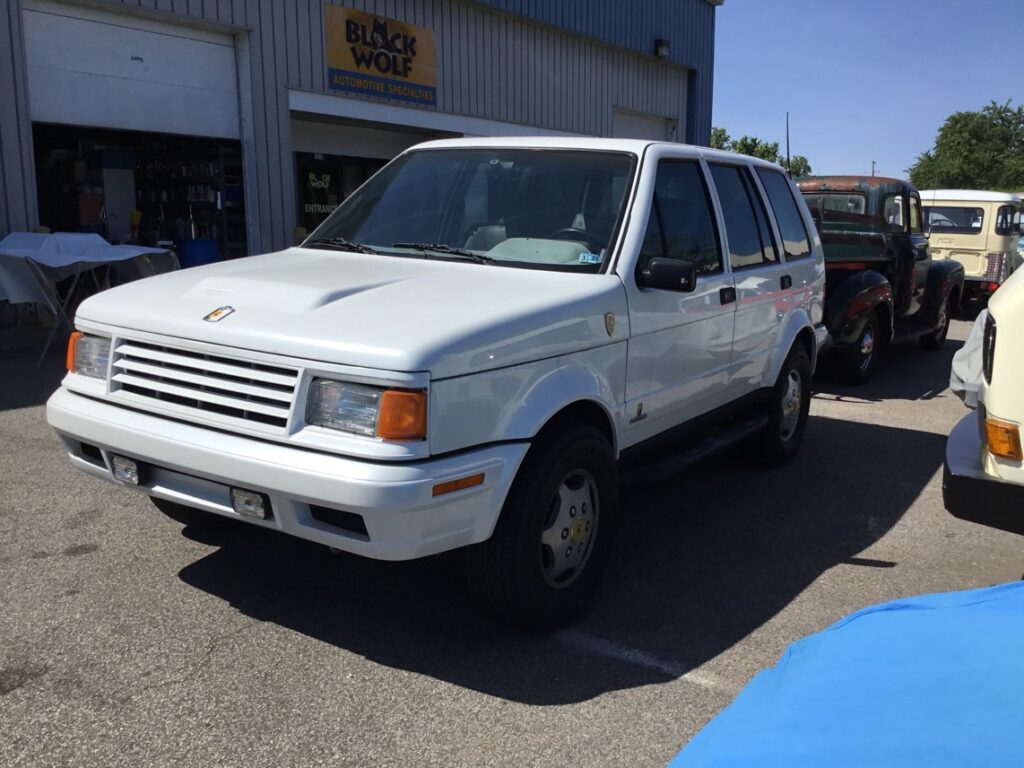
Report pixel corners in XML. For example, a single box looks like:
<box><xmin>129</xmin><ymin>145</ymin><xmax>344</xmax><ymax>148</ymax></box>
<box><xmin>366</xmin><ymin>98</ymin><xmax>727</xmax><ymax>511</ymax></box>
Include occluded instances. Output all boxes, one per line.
<box><xmin>77</xmin><ymin>248</ymin><xmax>628</xmax><ymax>378</ymax></box>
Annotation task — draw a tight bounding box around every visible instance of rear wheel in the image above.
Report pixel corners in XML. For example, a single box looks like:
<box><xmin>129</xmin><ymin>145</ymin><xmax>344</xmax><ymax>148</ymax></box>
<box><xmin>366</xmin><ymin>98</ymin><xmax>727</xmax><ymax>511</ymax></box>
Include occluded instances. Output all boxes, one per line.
<box><xmin>837</xmin><ymin>312</ymin><xmax>880</xmax><ymax>384</ymax></box>
<box><xmin>470</xmin><ymin>424</ymin><xmax>617</xmax><ymax>632</ymax></box>
<box><xmin>750</xmin><ymin>345</ymin><xmax>812</xmax><ymax>467</ymax></box>
<box><xmin>150</xmin><ymin>496</ymin><xmax>236</xmax><ymax>530</ymax></box>
<box><xmin>920</xmin><ymin>295</ymin><xmax>951</xmax><ymax>351</ymax></box>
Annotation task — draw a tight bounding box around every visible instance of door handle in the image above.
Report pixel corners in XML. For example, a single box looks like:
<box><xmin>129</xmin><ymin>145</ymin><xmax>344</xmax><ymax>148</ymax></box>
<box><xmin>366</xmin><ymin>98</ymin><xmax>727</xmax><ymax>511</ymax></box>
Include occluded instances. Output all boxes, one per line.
<box><xmin>719</xmin><ymin>286</ymin><xmax>736</xmax><ymax>305</ymax></box>
<box><xmin>780</xmin><ymin>274</ymin><xmax>792</xmax><ymax>290</ymax></box>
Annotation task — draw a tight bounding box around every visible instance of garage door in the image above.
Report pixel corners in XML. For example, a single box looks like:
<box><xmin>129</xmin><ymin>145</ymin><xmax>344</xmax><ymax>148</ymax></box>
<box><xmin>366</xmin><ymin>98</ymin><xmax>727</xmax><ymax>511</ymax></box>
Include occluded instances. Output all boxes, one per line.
<box><xmin>612</xmin><ymin>109</ymin><xmax>673</xmax><ymax>142</ymax></box>
<box><xmin>23</xmin><ymin>0</ymin><xmax>239</xmax><ymax>139</ymax></box>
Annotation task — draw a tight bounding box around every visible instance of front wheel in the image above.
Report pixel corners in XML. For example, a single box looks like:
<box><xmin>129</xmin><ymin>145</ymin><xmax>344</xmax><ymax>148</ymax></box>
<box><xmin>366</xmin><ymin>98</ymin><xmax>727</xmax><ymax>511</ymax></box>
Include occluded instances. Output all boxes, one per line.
<box><xmin>920</xmin><ymin>295</ymin><xmax>951</xmax><ymax>351</ymax></box>
<box><xmin>469</xmin><ymin>425</ymin><xmax>617</xmax><ymax>632</ymax></box>
<box><xmin>749</xmin><ymin>345</ymin><xmax>812</xmax><ymax>467</ymax></box>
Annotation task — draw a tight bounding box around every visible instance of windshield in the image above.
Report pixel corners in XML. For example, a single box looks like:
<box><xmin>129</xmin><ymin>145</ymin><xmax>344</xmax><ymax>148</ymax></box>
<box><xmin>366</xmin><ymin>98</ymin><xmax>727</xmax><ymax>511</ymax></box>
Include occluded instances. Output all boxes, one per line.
<box><xmin>305</xmin><ymin>148</ymin><xmax>636</xmax><ymax>271</ymax></box>
<box><xmin>802</xmin><ymin>193</ymin><xmax>867</xmax><ymax>218</ymax></box>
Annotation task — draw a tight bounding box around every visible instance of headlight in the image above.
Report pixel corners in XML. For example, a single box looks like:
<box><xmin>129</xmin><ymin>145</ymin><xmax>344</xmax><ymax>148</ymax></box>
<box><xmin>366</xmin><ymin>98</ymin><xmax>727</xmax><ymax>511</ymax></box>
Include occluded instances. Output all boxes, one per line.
<box><xmin>66</xmin><ymin>332</ymin><xmax>110</xmax><ymax>379</ymax></box>
<box><xmin>306</xmin><ymin>379</ymin><xmax>427</xmax><ymax>440</ymax></box>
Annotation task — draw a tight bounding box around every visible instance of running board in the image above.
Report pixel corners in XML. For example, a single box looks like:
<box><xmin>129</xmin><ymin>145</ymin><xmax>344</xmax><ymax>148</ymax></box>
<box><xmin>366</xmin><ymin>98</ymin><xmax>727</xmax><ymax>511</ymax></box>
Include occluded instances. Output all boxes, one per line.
<box><xmin>621</xmin><ymin>414</ymin><xmax>769</xmax><ymax>484</ymax></box>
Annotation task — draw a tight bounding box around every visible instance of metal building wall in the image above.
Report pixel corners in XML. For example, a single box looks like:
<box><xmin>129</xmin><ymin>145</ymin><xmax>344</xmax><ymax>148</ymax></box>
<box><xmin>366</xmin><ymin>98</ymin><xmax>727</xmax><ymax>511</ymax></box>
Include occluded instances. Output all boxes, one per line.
<box><xmin>0</xmin><ymin>2</ymin><xmax>39</xmax><ymax>236</ymax></box>
<box><xmin>0</xmin><ymin>0</ymin><xmax>717</xmax><ymax>251</ymax></box>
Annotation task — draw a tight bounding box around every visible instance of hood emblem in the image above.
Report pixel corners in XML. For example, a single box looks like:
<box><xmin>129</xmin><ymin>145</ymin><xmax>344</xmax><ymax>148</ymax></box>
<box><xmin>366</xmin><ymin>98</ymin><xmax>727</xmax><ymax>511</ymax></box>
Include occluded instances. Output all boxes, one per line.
<box><xmin>203</xmin><ymin>306</ymin><xmax>235</xmax><ymax>322</ymax></box>
<box><xmin>604</xmin><ymin>313</ymin><xmax>615</xmax><ymax>337</ymax></box>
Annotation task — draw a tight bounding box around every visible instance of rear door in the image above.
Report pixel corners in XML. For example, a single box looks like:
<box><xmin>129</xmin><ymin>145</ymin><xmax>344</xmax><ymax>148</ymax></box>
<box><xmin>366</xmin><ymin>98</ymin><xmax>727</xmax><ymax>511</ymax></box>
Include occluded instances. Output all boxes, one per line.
<box><xmin>706</xmin><ymin>161</ymin><xmax>792</xmax><ymax>393</ymax></box>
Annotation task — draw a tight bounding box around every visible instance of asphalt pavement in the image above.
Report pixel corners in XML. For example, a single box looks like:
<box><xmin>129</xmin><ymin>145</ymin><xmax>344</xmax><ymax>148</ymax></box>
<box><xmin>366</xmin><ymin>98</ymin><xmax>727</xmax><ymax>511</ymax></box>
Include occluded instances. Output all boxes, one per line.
<box><xmin>2</xmin><ymin>320</ymin><xmax>1021</xmax><ymax>767</ymax></box>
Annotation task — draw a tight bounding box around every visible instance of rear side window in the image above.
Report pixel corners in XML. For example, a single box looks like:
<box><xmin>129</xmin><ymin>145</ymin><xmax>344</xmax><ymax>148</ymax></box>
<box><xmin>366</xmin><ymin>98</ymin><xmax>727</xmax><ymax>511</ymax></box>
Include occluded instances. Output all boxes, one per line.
<box><xmin>995</xmin><ymin>205</ymin><xmax>1020</xmax><ymax>236</ymax></box>
<box><xmin>757</xmin><ymin>169</ymin><xmax>812</xmax><ymax>260</ymax></box>
<box><xmin>638</xmin><ymin>160</ymin><xmax>722</xmax><ymax>276</ymax></box>
<box><xmin>710</xmin><ymin>164</ymin><xmax>778</xmax><ymax>269</ymax></box>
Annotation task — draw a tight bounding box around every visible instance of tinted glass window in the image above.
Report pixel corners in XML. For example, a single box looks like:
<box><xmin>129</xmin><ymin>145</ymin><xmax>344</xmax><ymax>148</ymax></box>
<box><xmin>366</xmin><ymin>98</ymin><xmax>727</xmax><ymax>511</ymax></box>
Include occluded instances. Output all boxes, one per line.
<box><xmin>710</xmin><ymin>164</ymin><xmax>777</xmax><ymax>269</ymax></box>
<box><xmin>995</xmin><ymin>205</ymin><xmax>1020</xmax><ymax>236</ymax></box>
<box><xmin>757</xmin><ymin>169</ymin><xmax>811</xmax><ymax>259</ymax></box>
<box><xmin>640</xmin><ymin>161</ymin><xmax>721</xmax><ymax>275</ymax></box>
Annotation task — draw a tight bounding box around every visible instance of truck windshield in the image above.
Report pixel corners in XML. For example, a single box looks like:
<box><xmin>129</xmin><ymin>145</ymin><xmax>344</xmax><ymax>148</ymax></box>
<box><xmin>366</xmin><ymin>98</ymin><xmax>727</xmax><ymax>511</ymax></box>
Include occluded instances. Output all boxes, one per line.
<box><xmin>305</xmin><ymin>148</ymin><xmax>636</xmax><ymax>271</ymax></box>
<box><xmin>803</xmin><ymin>193</ymin><xmax>866</xmax><ymax>218</ymax></box>
<box><xmin>923</xmin><ymin>206</ymin><xmax>984</xmax><ymax>235</ymax></box>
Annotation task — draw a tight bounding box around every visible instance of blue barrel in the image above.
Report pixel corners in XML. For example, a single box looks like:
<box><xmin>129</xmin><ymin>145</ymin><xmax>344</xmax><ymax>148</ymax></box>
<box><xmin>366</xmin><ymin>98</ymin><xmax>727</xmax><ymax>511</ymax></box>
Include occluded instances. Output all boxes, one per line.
<box><xmin>179</xmin><ymin>238</ymin><xmax>222</xmax><ymax>268</ymax></box>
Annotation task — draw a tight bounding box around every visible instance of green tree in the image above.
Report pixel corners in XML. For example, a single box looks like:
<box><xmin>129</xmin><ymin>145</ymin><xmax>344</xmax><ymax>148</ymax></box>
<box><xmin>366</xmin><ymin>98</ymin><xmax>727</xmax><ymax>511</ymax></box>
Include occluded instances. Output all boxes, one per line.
<box><xmin>730</xmin><ymin>135</ymin><xmax>782</xmax><ymax>163</ymax></box>
<box><xmin>908</xmin><ymin>101</ymin><xmax>1024</xmax><ymax>190</ymax></box>
<box><xmin>783</xmin><ymin>155</ymin><xmax>812</xmax><ymax>178</ymax></box>
<box><xmin>710</xmin><ymin>126</ymin><xmax>731</xmax><ymax>150</ymax></box>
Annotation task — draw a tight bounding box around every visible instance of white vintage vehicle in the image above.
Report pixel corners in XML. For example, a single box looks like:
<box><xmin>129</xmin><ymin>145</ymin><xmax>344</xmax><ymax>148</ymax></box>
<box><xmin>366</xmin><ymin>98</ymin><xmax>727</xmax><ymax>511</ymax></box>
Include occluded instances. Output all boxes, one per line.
<box><xmin>945</xmin><ymin>267</ymin><xmax>1024</xmax><ymax>530</ymax></box>
<box><xmin>47</xmin><ymin>138</ymin><xmax>826</xmax><ymax>629</ymax></box>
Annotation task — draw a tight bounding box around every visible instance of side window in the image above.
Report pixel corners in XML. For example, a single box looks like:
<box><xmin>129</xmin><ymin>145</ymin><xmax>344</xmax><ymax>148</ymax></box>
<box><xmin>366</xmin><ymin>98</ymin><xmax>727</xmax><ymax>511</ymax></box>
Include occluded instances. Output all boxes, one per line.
<box><xmin>757</xmin><ymin>168</ymin><xmax>812</xmax><ymax>259</ymax></box>
<box><xmin>995</xmin><ymin>205</ymin><xmax>1019</xmax><ymax>236</ymax></box>
<box><xmin>883</xmin><ymin>194</ymin><xmax>906</xmax><ymax>232</ymax></box>
<box><xmin>643</xmin><ymin>160</ymin><xmax>722</xmax><ymax>275</ymax></box>
<box><xmin>638</xmin><ymin>204</ymin><xmax>665</xmax><ymax>267</ymax></box>
<box><xmin>710</xmin><ymin>163</ymin><xmax>778</xmax><ymax>269</ymax></box>
<box><xmin>909</xmin><ymin>195</ymin><xmax>923</xmax><ymax>233</ymax></box>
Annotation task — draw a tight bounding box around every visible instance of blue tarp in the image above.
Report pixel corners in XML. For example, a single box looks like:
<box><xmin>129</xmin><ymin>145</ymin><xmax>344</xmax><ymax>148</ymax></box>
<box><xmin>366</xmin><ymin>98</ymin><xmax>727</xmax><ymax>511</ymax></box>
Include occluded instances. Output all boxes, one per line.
<box><xmin>671</xmin><ymin>582</ymin><xmax>1024</xmax><ymax>767</ymax></box>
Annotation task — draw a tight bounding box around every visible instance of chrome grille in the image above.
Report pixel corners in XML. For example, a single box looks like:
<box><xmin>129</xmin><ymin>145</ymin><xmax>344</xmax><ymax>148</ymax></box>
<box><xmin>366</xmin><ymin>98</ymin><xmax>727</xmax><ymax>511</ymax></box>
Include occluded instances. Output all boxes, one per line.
<box><xmin>110</xmin><ymin>340</ymin><xmax>298</xmax><ymax>429</ymax></box>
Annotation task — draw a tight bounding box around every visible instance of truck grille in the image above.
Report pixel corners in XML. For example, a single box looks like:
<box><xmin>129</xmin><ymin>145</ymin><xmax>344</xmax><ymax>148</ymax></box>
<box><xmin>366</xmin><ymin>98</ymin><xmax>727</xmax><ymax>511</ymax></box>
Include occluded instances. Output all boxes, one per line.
<box><xmin>110</xmin><ymin>340</ymin><xmax>298</xmax><ymax>429</ymax></box>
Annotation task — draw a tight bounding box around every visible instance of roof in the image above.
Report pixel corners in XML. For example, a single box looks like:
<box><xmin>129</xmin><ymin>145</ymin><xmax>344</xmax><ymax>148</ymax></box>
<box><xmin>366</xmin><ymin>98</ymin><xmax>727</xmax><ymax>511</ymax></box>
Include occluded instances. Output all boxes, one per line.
<box><xmin>918</xmin><ymin>190</ymin><xmax>1022</xmax><ymax>203</ymax></box>
<box><xmin>405</xmin><ymin>137</ymin><xmax>785</xmax><ymax>170</ymax></box>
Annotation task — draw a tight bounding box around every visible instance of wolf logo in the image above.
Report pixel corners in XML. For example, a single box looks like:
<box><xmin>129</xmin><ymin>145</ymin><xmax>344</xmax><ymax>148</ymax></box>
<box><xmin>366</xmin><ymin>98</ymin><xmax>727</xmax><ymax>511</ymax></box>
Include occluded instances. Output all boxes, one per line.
<box><xmin>370</xmin><ymin>19</ymin><xmax>394</xmax><ymax>52</ymax></box>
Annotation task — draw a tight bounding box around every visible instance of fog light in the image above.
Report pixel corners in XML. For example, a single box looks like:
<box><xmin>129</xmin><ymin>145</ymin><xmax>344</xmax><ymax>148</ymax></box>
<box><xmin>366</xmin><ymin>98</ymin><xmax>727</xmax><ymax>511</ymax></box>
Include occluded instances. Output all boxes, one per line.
<box><xmin>231</xmin><ymin>488</ymin><xmax>268</xmax><ymax>519</ymax></box>
<box><xmin>111</xmin><ymin>455</ymin><xmax>139</xmax><ymax>485</ymax></box>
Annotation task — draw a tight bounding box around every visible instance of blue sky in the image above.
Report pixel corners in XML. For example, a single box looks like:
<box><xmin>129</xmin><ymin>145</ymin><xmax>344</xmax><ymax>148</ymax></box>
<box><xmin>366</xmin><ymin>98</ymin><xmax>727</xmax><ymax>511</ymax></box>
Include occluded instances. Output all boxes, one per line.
<box><xmin>713</xmin><ymin>0</ymin><xmax>1024</xmax><ymax>178</ymax></box>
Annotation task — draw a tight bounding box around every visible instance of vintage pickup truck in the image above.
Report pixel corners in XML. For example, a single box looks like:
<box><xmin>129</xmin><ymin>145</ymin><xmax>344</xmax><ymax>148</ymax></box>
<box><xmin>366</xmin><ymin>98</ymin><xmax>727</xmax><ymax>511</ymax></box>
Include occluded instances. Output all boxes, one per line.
<box><xmin>48</xmin><ymin>138</ymin><xmax>826</xmax><ymax>630</ymax></box>
<box><xmin>798</xmin><ymin>176</ymin><xmax>965</xmax><ymax>383</ymax></box>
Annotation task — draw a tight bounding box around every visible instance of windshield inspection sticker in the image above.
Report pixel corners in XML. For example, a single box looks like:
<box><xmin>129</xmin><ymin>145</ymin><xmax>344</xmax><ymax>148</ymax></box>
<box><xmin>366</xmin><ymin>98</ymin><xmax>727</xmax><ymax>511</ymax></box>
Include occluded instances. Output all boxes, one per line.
<box><xmin>578</xmin><ymin>252</ymin><xmax>601</xmax><ymax>265</ymax></box>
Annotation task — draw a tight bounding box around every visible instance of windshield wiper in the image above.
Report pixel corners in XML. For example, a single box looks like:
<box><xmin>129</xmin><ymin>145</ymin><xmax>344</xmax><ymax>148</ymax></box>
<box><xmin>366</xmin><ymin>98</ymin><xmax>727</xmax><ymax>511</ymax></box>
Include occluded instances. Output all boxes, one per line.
<box><xmin>303</xmin><ymin>236</ymin><xmax>378</xmax><ymax>254</ymax></box>
<box><xmin>391</xmin><ymin>242</ymin><xmax>492</xmax><ymax>263</ymax></box>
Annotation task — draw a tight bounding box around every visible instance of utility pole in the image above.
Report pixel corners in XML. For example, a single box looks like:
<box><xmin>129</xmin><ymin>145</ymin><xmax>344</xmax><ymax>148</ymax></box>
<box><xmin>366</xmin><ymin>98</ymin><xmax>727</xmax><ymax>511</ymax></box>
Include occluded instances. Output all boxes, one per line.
<box><xmin>871</xmin><ymin>160</ymin><xmax>876</xmax><ymax>177</ymax></box>
<box><xmin>785</xmin><ymin>112</ymin><xmax>791</xmax><ymax>170</ymax></box>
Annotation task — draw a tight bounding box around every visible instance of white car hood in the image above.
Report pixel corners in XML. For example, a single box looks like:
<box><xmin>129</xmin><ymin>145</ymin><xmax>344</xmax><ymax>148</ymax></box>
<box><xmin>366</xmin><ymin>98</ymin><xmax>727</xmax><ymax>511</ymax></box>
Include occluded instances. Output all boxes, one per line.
<box><xmin>77</xmin><ymin>248</ymin><xmax>628</xmax><ymax>379</ymax></box>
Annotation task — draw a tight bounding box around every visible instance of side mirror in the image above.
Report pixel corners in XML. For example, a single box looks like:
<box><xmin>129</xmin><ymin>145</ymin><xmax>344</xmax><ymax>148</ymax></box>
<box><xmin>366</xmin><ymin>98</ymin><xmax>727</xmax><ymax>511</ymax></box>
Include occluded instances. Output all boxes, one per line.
<box><xmin>639</xmin><ymin>257</ymin><xmax>696</xmax><ymax>292</ymax></box>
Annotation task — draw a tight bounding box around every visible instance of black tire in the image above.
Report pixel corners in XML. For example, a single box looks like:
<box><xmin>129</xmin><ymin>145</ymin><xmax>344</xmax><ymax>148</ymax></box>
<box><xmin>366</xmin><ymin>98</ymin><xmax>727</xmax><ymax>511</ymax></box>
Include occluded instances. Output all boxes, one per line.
<box><xmin>469</xmin><ymin>424</ymin><xmax>617</xmax><ymax>632</ymax></box>
<box><xmin>837</xmin><ymin>312</ymin><xmax>880</xmax><ymax>384</ymax></box>
<box><xmin>920</xmin><ymin>295</ymin><xmax>951</xmax><ymax>351</ymax></box>
<box><xmin>150</xmin><ymin>496</ymin><xmax>236</xmax><ymax>530</ymax></box>
<box><xmin>750</xmin><ymin>345</ymin><xmax>812</xmax><ymax>467</ymax></box>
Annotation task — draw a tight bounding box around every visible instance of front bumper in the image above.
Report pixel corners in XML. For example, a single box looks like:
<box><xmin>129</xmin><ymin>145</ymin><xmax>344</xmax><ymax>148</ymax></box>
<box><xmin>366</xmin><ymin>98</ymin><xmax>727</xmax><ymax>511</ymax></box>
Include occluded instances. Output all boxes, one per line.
<box><xmin>943</xmin><ymin>412</ymin><xmax>1024</xmax><ymax>535</ymax></box>
<box><xmin>47</xmin><ymin>388</ymin><xmax>528</xmax><ymax>559</ymax></box>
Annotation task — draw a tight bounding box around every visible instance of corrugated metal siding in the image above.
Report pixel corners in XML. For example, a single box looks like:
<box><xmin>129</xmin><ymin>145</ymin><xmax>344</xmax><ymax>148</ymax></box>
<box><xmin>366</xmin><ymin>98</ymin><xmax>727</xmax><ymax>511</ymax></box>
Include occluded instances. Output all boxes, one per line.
<box><xmin>2</xmin><ymin>0</ymin><xmax>716</xmax><ymax>251</ymax></box>
<box><xmin>0</xmin><ymin>1</ymin><xmax>39</xmax><ymax>235</ymax></box>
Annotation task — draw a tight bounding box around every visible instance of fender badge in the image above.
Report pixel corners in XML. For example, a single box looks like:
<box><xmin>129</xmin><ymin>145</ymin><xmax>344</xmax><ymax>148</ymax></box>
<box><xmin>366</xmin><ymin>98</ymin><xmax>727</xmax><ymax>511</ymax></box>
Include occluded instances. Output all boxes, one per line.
<box><xmin>604</xmin><ymin>312</ymin><xmax>615</xmax><ymax>337</ymax></box>
<box><xmin>203</xmin><ymin>306</ymin><xmax>235</xmax><ymax>322</ymax></box>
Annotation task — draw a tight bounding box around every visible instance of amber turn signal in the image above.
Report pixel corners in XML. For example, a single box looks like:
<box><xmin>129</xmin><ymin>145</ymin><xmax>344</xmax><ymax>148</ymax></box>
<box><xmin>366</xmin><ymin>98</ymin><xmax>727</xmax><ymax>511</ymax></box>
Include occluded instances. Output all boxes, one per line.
<box><xmin>986</xmin><ymin>418</ymin><xmax>1023</xmax><ymax>462</ymax></box>
<box><xmin>66</xmin><ymin>331</ymin><xmax>83</xmax><ymax>372</ymax></box>
<box><xmin>432</xmin><ymin>473</ymin><xmax>485</xmax><ymax>497</ymax></box>
<box><xmin>377</xmin><ymin>389</ymin><xmax>427</xmax><ymax>440</ymax></box>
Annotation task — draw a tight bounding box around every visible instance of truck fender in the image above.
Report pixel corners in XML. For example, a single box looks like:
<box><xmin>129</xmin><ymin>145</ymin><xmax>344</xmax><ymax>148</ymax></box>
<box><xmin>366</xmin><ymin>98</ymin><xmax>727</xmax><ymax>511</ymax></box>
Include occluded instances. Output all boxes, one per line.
<box><xmin>825</xmin><ymin>269</ymin><xmax>894</xmax><ymax>347</ymax></box>
<box><xmin>766</xmin><ymin>308</ymin><xmax>817</xmax><ymax>386</ymax></box>
<box><xmin>923</xmin><ymin>259</ymin><xmax>966</xmax><ymax>321</ymax></box>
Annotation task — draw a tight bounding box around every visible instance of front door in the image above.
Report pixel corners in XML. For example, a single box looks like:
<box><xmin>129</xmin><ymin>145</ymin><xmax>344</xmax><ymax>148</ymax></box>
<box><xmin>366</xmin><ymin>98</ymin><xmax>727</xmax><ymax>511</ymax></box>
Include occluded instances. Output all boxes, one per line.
<box><xmin>619</xmin><ymin>155</ymin><xmax>736</xmax><ymax>448</ymax></box>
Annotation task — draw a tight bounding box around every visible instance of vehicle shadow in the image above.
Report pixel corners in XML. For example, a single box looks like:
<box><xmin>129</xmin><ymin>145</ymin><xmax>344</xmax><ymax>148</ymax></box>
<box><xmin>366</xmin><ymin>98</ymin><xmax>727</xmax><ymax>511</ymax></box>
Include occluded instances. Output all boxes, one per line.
<box><xmin>0</xmin><ymin>348</ymin><xmax>66</xmax><ymax>412</ymax></box>
<box><xmin>177</xmin><ymin>414</ymin><xmax>944</xmax><ymax>705</ymax></box>
<box><xmin>813</xmin><ymin>338</ymin><xmax>964</xmax><ymax>403</ymax></box>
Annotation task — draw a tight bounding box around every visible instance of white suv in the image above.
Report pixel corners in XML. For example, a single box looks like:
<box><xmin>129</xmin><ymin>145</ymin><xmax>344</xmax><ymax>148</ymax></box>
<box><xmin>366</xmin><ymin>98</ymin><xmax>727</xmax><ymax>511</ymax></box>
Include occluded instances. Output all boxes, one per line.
<box><xmin>47</xmin><ymin>138</ymin><xmax>826</xmax><ymax>629</ymax></box>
